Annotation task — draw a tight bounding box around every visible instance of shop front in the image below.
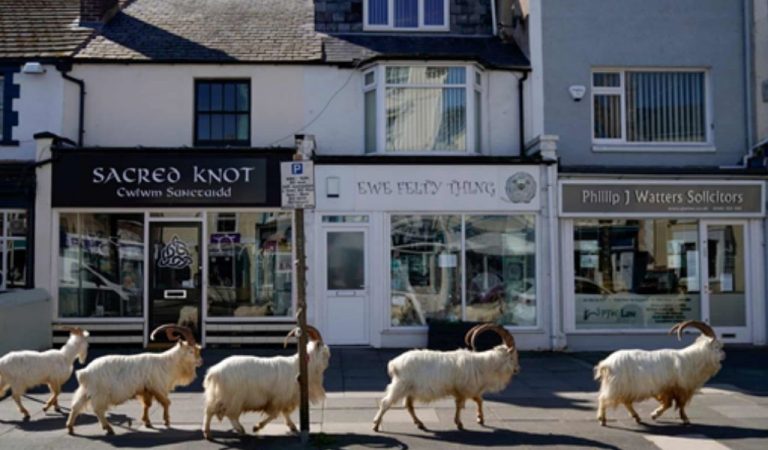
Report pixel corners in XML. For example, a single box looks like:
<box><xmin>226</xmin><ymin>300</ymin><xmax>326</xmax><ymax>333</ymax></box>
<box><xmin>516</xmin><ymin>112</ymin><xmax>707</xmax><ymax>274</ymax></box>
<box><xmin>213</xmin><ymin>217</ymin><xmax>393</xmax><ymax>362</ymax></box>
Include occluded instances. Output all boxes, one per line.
<box><xmin>41</xmin><ymin>148</ymin><xmax>294</xmax><ymax>346</ymax></box>
<box><xmin>559</xmin><ymin>179</ymin><xmax>766</xmax><ymax>349</ymax></box>
<box><xmin>313</xmin><ymin>162</ymin><xmax>554</xmax><ymax>349</ymax></box>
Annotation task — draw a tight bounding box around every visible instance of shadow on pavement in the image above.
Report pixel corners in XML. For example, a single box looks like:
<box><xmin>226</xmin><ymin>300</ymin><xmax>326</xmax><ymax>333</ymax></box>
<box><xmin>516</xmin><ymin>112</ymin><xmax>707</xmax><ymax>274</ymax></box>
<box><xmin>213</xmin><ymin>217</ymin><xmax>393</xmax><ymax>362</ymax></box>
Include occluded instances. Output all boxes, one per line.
<box><xmin>203</xmin><ymin>431</ymin><xmax>409</xmax><ymax>450</ymax></box>
<box><xmin>385</xmin><ymin>427</ymin><xmax>621</xmax><ymax>449</ymax></box>
<box><xmin>609</xmin><ymin>421</ymin><xmax>768</xmax><ymax>440</ymax></box>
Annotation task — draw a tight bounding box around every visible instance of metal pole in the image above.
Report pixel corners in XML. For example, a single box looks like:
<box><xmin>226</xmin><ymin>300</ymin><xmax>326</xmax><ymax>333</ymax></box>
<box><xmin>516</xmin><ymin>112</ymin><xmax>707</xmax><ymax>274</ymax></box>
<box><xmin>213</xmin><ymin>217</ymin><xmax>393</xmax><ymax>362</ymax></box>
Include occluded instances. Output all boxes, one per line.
<box><xmin>293</xmin><ymin>152</ymin><xmax>310</xmax><ymax>444</ymax></box>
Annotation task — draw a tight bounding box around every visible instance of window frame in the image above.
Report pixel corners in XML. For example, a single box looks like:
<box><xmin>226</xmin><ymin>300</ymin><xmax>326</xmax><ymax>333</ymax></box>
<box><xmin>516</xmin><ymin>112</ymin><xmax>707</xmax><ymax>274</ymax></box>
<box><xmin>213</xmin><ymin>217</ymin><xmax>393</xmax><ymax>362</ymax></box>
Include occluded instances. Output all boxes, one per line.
<box><xmin>193</xmin><ymin>79</ymin><xmax>251</xmax><ymax>147</ymax></box>
<box><xmin>590</xmin><ymin>68</ymin><xmax>714</xmax><ymax>152</ymax></box>
<box><xmin>0</xmin><ymin>209</ymin><xmax>29</xmax><ymax>290</ymax></box>
<box><xmin>363</xmin><ymin>0</ymin><xmax>450</xmax><ymax>32</ymax></box>
<box><xmin>363</xmin><ymin>63</ymin><xmax>484</xmax><ymax>154</ymax></box>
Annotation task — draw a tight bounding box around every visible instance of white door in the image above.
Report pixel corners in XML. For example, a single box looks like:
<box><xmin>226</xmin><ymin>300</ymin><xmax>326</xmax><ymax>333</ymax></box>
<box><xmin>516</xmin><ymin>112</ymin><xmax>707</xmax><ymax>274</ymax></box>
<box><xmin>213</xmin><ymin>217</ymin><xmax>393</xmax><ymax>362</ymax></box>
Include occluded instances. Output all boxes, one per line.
<box><xmin>700</xmin><ymin>221</ymin><xmax>751</xmax><ymax>343</ymax></box>
<box><xmin>323</xmin><ymin>227</ymin><xmax>369</xmax><ymax>345</ymax></box>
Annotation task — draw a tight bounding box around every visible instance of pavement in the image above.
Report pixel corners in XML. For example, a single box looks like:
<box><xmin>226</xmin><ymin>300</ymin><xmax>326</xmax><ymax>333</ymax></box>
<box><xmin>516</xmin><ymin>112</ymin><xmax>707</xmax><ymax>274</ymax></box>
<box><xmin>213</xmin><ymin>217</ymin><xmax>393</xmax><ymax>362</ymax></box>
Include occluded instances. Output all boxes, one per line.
<box><xmin>1</xmin><ymin>346</ymin><xmax>767</xmax><ymax>449</ymax></box>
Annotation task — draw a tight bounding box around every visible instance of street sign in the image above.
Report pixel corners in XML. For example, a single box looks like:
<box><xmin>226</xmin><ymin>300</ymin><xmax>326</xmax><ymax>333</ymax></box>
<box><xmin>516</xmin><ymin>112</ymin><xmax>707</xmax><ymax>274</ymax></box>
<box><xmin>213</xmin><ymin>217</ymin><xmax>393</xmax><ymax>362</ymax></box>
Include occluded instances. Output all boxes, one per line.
<box><xmin>281</xmin><ymin>161</ymin><xmax>315</xmax><ymax>209</ymax></box>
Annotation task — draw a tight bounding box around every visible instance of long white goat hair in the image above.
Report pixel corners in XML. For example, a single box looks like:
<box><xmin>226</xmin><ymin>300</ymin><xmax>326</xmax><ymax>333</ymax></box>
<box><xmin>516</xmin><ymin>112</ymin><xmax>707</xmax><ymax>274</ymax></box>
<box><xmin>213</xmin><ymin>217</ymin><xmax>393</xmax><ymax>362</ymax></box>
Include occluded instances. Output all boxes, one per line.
<box><xmin>594</xmin><ymin>320</ymin><xmax>724</xmax><ymax>426</ymax></box>
<box><xmin>373</xmin><ymin>323</ymin><xmax>520</xmax><ymax>431</ymax></box>
<box><xmin>202</xmin><ymin>326</ymin><xmax>330</xmax><ymax>440</ymax></box>
<box><xmin>0</xmin><ymin>327</ymin><xmax>89</xmax><ymax>419</ymax></box>
<box><xmin>66</xmin><ymin>325</ymin><xmax>202</xmax><ymax>435</ymax></box>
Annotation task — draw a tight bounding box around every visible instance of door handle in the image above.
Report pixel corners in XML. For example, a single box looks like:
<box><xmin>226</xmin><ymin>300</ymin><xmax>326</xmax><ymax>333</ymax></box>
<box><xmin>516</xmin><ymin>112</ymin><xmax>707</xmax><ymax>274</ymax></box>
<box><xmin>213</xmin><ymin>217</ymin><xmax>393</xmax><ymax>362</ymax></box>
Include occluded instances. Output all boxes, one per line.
<box><xmin>164</xmin><ymin>290</ymin><xmax>187</xmax><ymax>299</ymax></box>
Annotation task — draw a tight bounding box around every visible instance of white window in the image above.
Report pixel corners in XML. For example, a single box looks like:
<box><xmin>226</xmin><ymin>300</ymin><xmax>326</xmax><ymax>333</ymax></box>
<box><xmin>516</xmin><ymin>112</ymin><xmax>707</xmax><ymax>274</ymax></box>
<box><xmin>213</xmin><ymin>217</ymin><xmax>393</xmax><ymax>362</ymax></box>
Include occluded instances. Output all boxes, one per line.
<box><xmin>592</xmin><ymin>69</ymin><xmax>711</xmax><ymax>148</ymax></box>
<box><xmin>364</xmin><ymin>64</ymin><xmax>483</xmax><ymax>153</ymax></box>
<box><xmin>364</xmin><ymin>0</ymin><xmax>449</xmax><ymax>31</ymax></box>
<box><xmin>0</xmin><ymin>74</ymin><xmax>4</xmax><ymax>141</ymax></box>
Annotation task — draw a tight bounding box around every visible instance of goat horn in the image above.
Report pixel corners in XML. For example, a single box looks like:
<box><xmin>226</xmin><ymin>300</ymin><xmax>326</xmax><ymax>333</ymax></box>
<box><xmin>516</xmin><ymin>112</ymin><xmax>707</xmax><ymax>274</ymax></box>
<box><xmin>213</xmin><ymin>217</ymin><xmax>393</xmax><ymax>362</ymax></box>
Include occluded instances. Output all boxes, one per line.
<box><xmin>464</xmin><ymin>324</ymin><xmax>485</xmax><ymax>350</ymax></box>
<box><xmin>150</xmin><ymin>324</ymin><xmax>196</xmax><ymax>345</ymax></box>
<box><xmin>471</xmin><ymin>323</ymin><xmax>516</xmax><ymax>351</ymax></box>
<box><xmin>669</xmin><ymin>320</ymin><xmax>716</xmax><ymax>340</ymax></box>
<box><xmin>283</xmin><ymin>327</ymin><xmax>299</xmax><ymax>348</ymax></box>
<box><xmin>60</xmin><ymin>326</ymin><xmax>84</xmax><ymax>336</ymax></box>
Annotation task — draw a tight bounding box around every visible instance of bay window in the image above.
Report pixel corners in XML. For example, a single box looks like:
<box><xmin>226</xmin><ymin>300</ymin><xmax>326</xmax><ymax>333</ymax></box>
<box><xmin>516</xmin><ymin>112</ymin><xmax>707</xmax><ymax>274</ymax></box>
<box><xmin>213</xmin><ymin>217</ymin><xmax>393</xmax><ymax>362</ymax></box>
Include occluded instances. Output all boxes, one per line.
<box><xmin>592</xmin><ymin>69</ymin><xmax>709</xmax><ymax>147</ymax></box>
<box><xmin>364</xmin><ymin>65</ymin><xmax>483</xmax><ymax>153</ymax></box>
<box><xmin>390</xmin><ymin>214</ymin><xmax>536</xmax><ymax>327</ymax></box>
<box><xmin>365</xmin><ymin>0</ymin><xmax>448</xmax><ymax>31</ymax></box>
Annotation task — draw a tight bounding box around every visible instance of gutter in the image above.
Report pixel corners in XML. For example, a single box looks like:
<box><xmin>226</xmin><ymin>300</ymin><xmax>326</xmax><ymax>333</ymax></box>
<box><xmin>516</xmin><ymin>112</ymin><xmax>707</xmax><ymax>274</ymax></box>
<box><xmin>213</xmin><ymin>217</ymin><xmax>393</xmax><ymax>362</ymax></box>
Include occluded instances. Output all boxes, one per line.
<box><xmin>55</xmin><ymin>62</ymin><xmax>85</xmax><ymax>146</ymax></box>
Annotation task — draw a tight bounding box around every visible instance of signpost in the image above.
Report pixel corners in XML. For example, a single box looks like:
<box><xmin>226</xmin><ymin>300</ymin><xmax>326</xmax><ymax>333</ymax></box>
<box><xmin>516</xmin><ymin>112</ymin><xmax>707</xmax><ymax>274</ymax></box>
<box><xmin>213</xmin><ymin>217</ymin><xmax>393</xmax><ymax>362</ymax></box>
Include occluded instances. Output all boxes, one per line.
<box><xmin>281</xmin><ymin>149</ymin><xmax>315</xmax><ymax>444</ymax></box>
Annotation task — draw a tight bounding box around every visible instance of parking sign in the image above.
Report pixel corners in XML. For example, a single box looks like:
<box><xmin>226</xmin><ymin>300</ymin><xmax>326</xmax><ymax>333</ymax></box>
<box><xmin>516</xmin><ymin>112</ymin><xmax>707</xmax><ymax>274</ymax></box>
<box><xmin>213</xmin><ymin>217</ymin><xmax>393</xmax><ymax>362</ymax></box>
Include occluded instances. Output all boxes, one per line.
<box><xmin>281</xmin><ymin>161</ymin><xmax>315</xmax><ymax>209</ymax></box>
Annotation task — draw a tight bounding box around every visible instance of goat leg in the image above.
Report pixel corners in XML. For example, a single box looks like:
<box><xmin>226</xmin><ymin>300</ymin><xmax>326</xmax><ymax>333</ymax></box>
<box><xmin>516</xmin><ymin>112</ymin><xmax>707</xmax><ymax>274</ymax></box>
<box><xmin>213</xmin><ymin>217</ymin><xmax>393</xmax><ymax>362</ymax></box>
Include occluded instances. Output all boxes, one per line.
<box><xmin>43</xmin><ymin>383</ymin><xmax>61</xmax><ymax>413</ymax></box>
<box><xmin>651</xmin><ymin>396</ymin><xmax>672</xmax><ymax>420</ymax></box>
<box><xmin>473</xmin><ymin>396</ymin><xmax>485</xmax><ymax>425</ymax></box>
<box><xmin>11</xmin><ymin>389</ymin><xmax>30</xmax><ymax>420</ymax></box>
<box><xmin>623</xmin><ymin>402</ymin><xmax>641</xmax><ymax>424</ymax></box>
<box><xmin>282</xmin><ymin>411</ymin><xmax>298</xmax><ymax>433</ymax></box>
<box><xmin>454</xmin><ymin>397</ymin><xmax>466</xmax><ymax>430</ymax></box>
<box><xmin>253</xmin><ymin>412</ymin><xmax>278</xmax><ymax>433</ymax></box>
<box><xmin>139</xmin><ymin>391</ymin><xmax>153</xmax><ymax>428</ymax></box>
<box><xmin>405</xmin><ymin>396</ymin><xmax>426</xmax><ymax>430</ymax></box>
<box><xmin>597</xmin><ymin>397</ymin><xmax>607</xmax><ymax>426</ymax></box>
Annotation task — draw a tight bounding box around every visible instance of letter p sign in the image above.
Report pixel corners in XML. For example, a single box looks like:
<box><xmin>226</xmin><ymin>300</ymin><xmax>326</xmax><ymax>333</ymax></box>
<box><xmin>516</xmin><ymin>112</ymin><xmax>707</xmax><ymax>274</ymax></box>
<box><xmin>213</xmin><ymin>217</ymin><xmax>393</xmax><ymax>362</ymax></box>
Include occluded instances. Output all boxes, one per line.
<box><xmin>291</xmin><ymin>163</ymin><xmax>303</xmax><ymax>175</ymax></box>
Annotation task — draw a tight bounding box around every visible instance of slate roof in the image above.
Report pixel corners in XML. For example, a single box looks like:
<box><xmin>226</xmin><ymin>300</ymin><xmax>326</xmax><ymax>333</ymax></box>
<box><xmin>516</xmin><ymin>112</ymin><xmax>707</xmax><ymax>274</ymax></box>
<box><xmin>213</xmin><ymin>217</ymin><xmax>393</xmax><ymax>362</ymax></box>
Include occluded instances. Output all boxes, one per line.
<box><xmin>76</xmin><ymin>0</ymin><xmax>323</xmax><ymax>62</ymax></box>
<box><xmin>0</xmin><ymin>0</ymin><xmax>93</xmax><ymax>59</ymax></box>
<box><xmin>323</xmin><ymin>34</ymin><xmax>530</xmax><ymax>70</ymax></box>
<box><xmin>71</xmin><ymin>0</ymin><xmax>529</xmax><ymax>69</ymax></box>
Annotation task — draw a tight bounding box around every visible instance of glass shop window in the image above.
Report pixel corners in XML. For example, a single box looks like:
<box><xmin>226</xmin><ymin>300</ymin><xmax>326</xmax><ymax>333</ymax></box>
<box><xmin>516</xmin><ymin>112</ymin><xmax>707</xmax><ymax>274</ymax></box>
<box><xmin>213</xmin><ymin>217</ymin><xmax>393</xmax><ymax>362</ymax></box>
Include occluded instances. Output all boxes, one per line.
<box><xmin>390</xmin><ymin>214</ymin><xmax>537</xmax><ymax>327</ymax></box>
<box><xmin>207</xmin><ymin>211</ymin><xmax>293</xmax><ymax>317</ymax></box>
<box><xmin>573</xmin><ymin>219</ymin><xmax>700</xmax><ymax>329</ymax></box>
<box><xmin>0</xmin><ymin>210</ymin><xmax>28</xmax><ymax>290</ymax></box>
<box><xmin>58</xmin><ymin>213</ymin><xmax>145</xmax><ymax>318</ymax></box>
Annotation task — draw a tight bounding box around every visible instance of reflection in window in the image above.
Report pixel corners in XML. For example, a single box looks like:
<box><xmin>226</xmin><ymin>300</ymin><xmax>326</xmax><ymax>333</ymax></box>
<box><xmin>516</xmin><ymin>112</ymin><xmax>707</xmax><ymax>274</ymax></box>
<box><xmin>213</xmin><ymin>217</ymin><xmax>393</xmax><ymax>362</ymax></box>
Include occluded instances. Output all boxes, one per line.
<box><xmin>391</xmin><ymin>215</ymin><xmax>461</xmax><ymax>326</ymax></box>
<box><xmin>465</xmin><ymin>216</ymin><xmax>536</xmax><ymax>326</ymax></box>
<box><xmin>573</xmin><ymin>219</ymin><xmax>700</xmax><ymax>329</ymax></box>
<box><xmin>207</xmin><ymin>212</ymin><xmax>293</xmax><ymax>317</ymax></box>
<box><xmin>58</xmin><ymin>213</ymin><xmax>144</xmax><ymax>317</ymax></box>
<box><xmin>0</xmin><ymin>210</ymin><xmax>28</xmax><ymax>290</ymax></box>
<box><xmin>390</xmin><ymin>214</ymin><xmax>536</xmax><ymax>327</ymax></box>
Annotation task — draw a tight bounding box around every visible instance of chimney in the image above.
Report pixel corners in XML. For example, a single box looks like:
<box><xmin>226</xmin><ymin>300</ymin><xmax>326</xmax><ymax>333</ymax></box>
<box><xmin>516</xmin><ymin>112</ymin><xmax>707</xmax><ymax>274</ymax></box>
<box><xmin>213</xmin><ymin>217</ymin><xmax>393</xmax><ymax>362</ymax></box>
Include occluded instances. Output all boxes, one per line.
<box><xmin>80</xmin><ymin>0</ymin><xmax>119</xmax><ymax>25</ymax></box>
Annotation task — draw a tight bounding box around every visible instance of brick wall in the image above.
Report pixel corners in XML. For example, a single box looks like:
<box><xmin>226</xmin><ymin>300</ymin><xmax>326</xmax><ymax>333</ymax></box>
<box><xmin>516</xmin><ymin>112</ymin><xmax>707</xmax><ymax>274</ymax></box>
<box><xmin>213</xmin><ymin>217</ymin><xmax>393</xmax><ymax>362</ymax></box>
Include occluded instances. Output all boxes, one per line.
<box><xmin>315</xmin><ymin>0</ymin><xmax>493</xmax><ymax>35</ymax></box>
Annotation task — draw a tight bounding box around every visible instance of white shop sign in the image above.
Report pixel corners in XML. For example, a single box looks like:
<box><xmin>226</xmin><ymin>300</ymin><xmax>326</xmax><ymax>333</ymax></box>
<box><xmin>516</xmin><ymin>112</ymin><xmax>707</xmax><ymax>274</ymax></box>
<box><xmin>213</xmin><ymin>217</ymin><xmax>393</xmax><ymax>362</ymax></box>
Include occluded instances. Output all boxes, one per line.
<box><xmin>316</xmin><ymin>165</ymin><xmax>540</xmax><ymax>211</ymax></box>
<box><xmin>281</xmin><ymin>161</ymin><xmax>315</xmax><ymax>209</ymax></box>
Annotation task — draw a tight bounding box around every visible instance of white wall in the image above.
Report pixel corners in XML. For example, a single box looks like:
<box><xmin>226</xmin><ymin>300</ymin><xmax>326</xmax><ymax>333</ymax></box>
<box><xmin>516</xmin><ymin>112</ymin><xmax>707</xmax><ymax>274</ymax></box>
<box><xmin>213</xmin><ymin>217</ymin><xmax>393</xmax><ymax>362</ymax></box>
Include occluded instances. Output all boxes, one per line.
<box><xmin>1</xmin><ymin>65</ymin><xmax>67</xmax><ymax>161</ymax></box>
<box><xmin>73</xmin><ymin>63</ymin><xmax>521</xmax><ymax>155</ymax></box>
<box><xmin>755</xmin><ymin>0</ymin><xmax>768</xmax><ymax>143</ymax></box>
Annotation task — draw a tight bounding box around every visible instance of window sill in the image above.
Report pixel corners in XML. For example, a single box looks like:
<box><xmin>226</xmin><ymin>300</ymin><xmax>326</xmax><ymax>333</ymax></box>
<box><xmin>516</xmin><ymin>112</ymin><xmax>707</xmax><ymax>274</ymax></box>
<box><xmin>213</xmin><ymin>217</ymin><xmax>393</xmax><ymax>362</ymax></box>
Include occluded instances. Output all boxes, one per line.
<box><xmin>592</xmin><ymin>144</ymin><xmax>716</xmax><ymax>153</ymax></box>
<box><xmin>363</xmin><ymin>26</ymin><xmax>450</xmax><ymax>33</ymax></box>
<box><xmin>0</xmin><ymin>139</ymin><xmax>19</xmax><ymax>147</ymax></box>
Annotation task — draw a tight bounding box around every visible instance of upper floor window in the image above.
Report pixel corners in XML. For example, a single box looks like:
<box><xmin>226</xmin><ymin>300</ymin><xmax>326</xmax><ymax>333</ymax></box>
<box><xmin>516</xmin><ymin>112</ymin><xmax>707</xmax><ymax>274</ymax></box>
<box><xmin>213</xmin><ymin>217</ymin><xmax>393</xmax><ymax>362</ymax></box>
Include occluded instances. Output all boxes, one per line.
<box><xmin>0</xmin><ymin>74</ymin><xmax>5</xmax><ymax>141</ymax></box>
<box><xmin>365</xmin><ymin>0</ymin><xmax>449</xmax><ymax>31</ymax></box>
<box><xmin>364</xmin><ymin>64</ymin><xmax>483</xmax><ymax>153</ymax></box>
<box><xmin>195</xmin><ymin>80</ymin><xmax>250</xmax><ymax>146</ymax></box>
<box><xmin>592</xmin><ymin>69</ymin><xmax>710</xmax><ymax>148</ymax></box>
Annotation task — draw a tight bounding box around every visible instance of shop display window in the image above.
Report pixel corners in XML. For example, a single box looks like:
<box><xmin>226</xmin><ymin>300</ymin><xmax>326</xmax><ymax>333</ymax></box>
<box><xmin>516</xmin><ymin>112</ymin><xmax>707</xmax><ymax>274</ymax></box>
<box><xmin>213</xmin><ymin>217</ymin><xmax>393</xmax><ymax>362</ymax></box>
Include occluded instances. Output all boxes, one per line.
<box><xmin>573</xmin><ymin>219</ymin><xmax>701</xmax><ymax>329</ymax></box>
<box><xmin>207</xmin><ymin>212</ymin><xmax>292</xmax><ymax>317</ymax></box>
<box><xmin>0</xmin><ymin>210</ymin><xmax>28</xmax><ymax>290</ymax></box>
<box><xmin>58</xmin><ymin>213</ymin><xmax>144</xmax><ymax>317</ymax></box>
<box><xmin>390</xmin><ymin>214</ymin><xmax>536</xmax><ymax>327</ymax></box>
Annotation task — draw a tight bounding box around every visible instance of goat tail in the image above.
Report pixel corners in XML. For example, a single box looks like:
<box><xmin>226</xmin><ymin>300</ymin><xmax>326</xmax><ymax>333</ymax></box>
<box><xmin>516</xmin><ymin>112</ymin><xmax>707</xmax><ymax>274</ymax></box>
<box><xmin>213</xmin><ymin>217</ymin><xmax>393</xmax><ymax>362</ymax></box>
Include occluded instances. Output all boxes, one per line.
<box><xmin>594</xmin><ymin>362</ymin><xmax>610</xmax><ymax>381</ymax></box>
<box><xmin>70</xmin><ymin>385</ymin><xmax>89</xmax><ymax>412</ymax></box>
<box><xmin>0</xmin><ymin>373</ymin><xmax>7</xmax><ymax>397</ymax></box>
<box><xmin>386</xmin><ymin>360</ymin><xmax>398</xmax><ymax>379</ymax></box>
<box><xmin>202</xmin><ymin>371</ymin><xmax>226</xmax><ymax>420</ymax></box>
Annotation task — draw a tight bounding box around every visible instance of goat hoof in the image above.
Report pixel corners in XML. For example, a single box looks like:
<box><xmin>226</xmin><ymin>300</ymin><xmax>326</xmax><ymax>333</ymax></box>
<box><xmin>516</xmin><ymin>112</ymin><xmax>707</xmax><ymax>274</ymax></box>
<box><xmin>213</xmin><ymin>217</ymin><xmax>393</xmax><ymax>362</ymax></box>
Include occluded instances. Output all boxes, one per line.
<box><xmin>477</xmin><ymin>418</ymin><xmax>484</xmax><ymax>425</ymax></box>
<box><xmin>599</xmin><ymin>419</ymin><xmax>606</xmax><ymax>427</ymax></box>
<box><xmin>105</xmin><ymin>428</ymin><xmax>115</xmax><ymax>436</ymax></box>
<box><xmin>203</xmin><ymin>432</ymin><xmax>212</xmax><ymax>441</ymax></box>
<box><xmin>22</xmin><ymin>415</ymin><xmax>30</xmax><ymax>422</ymax></box>
<box><xmin>144</xmin><ymin>422</ymin><xmax>153</xmax><ymax>429</ymax></box>
<box><xmin>372</xmin><ymin>424</ymin><xmax>380</xmax><ymax>432</ymax></box>
<box><xmin>67</xmin><ymin>426</ymin><xmax>74</xmax><ymax>435</ymax></box>
<box><xmin>456</xmin><ymin>424</ymin><xmax>464</xmax><ymax>431</ymax></box>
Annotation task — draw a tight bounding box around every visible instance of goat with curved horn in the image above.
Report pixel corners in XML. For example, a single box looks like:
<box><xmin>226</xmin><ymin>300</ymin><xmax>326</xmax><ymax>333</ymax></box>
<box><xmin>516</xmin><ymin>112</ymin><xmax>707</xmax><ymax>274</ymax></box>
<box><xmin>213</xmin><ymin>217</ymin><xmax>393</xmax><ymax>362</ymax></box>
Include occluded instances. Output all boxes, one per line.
<box><xmin>595</xmin><ymin>319</ymin><xmax>724</xmax><ymax>426</ymax></box>
<box><xmin>150</xmin><ymin>324</ymin><xmax>196</xmax><ymax>345</ymax></box>
<box><xmin>463</xmin><ymin>324</ymin><xmax>485</xmax><ymax>350</ymax></box>
<box><xmin>373</xmin><ymin>322</ymin><xmax>520</xmax><ymax>431</ymax></box>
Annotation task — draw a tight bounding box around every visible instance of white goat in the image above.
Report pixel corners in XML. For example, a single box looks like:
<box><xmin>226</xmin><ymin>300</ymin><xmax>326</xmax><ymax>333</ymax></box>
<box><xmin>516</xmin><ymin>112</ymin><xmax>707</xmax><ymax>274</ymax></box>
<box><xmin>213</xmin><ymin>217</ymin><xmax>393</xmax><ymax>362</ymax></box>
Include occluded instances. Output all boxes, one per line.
<box><xmin>373</xmin><ymin>323</ymin><xmax>520</xmax><ymax>431</ymax></box>
<box><xmin>0</xmin><ymin>327</ymin><xmax>89</xmax><ymax>420</ymax></box>
<box><xmin>594</xmin><ymin>320</ymin><xmax>724</xmax><ymax>426</ymax></box>
<box><xmin>202</xmin><ymin>325</ymin><xmax>330</xmax><ymax>440</ymax></box>
<box><xmin>66</xmin><ymin>324</ymin><xmax>202</xmax><ymax>435</ymax></box>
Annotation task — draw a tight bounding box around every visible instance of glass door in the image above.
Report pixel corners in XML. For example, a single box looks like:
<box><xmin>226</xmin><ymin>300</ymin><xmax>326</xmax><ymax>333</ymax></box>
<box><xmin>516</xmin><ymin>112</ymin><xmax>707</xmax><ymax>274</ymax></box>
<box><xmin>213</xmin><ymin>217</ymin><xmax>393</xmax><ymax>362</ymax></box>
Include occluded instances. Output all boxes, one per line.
<box><xmin>323</xmin><ymin>227</ymin><xmax>369</xmax><ymax>345</ymax></box>
<box><xmin>701</xmin><ymin>221</ymin><xmax>750</xmax><ymax>342</ymax></box>
<box><xmin>148</xmin><ymin>221</ymin><xmax>202</xmax><ymax>343</ymax></box>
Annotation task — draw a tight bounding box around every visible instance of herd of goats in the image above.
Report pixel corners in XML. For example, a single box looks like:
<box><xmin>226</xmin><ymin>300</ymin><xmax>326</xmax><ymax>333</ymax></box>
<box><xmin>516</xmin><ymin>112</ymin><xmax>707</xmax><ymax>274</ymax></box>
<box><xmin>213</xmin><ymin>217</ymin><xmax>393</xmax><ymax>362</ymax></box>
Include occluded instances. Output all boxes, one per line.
<box><xmin>0</xmin><ymin>320</ymin><xmax>724</xmax><ymax>439</ymax></box>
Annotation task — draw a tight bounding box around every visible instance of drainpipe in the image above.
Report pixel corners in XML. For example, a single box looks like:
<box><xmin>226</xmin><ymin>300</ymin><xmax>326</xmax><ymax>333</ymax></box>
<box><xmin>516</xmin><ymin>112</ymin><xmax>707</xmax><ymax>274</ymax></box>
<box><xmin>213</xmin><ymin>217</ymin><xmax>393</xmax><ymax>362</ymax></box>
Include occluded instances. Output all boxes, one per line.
<box><xmin>491</xmin><ymin>0</ymin><xmax>498</xmax><ymax>36</ymax></box>
<box><xmin>56</xmin><ymin>62</ymin><xmax>85</xmax><ymax>147</ymax></box>
<box><xmin>518</xmin><ymin>70</ymin><xmax>529</xmax><ymax>156</ymax></box>
<box><xmin>744</xmin><ymin>0</ymin><xmax>754</xmax><ymax>159</ymax></box>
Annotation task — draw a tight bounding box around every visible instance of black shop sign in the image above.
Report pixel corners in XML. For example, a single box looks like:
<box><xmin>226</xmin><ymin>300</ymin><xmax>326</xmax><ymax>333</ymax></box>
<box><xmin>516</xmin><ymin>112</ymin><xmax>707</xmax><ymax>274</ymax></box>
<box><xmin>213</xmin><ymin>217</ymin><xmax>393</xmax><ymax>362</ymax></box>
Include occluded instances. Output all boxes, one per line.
<box><xmin>52</xmin><ymin>149</ymin><xmax>291</xmax><ymax>207</ymax></box>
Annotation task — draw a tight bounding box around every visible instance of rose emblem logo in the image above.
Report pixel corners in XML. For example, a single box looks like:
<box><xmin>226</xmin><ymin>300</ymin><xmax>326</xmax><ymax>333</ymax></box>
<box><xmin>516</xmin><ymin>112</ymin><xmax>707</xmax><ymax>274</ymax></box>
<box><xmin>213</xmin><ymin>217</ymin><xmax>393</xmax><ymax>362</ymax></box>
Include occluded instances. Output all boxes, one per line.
<box><xmin>502</xmin><ymin>172</ymin><xmax>536</xmax><ymax>203</ymax></box>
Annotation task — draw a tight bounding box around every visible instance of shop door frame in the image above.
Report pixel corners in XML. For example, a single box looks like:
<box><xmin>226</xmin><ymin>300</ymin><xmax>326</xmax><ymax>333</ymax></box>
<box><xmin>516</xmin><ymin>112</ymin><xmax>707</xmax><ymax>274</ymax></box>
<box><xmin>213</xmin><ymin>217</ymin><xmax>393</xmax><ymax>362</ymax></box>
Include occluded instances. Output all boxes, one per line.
<box><xmin>144</xmin><ymin>216</ymin><xmax>207</xmax><ymax>347</ymax></box>
<box><xmin>320</xmin><ymin>224</ymin><xmax>371</xmax><ymax>345</ymax></box>
<box><xmin>699</xmin><ymin>219</ymin><xmax>752</xmax><ymax>343</ymax></box>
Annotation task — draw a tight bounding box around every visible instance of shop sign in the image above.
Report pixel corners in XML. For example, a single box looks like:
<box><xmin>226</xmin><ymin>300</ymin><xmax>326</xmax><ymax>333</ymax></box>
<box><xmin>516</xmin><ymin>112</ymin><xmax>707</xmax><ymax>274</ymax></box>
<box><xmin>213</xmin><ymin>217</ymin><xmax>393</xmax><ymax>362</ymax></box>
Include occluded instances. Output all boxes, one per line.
<box><xmin>281</xmin><ymin>161</ymin><xmax>315</xmax><ymax>209</ymax></box>
<box><xmin>52</xmin><ymin>149</ymin><xmax>289</xmax><ymax>207</ymax></box>
<box><xmin>315</xmin><ymin>165</ymin><xmax>540</xmax><ymax>211</ymax></box>
<box><xmin>575</xmin><ymin>293</ymin><xmax>701</xmax><ymax>329</ymax></box>
<box><xmin>561</xmin><ymin>182</ymin><xmax>764</xmax><ymax>217</ymax></box>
